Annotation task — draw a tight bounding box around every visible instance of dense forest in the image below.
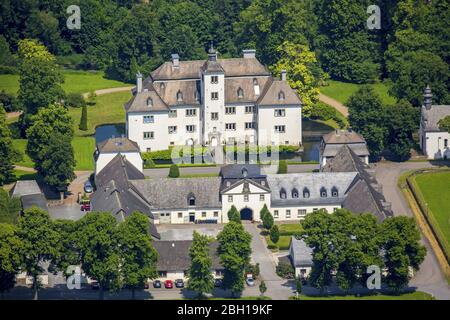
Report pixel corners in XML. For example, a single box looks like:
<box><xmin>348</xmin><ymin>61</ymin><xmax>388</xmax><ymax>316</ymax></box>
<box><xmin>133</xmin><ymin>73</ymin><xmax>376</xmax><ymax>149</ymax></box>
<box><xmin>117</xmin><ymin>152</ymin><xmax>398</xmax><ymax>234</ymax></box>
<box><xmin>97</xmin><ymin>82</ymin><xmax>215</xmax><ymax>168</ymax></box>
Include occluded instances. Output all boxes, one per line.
<box><xmin>0</xmin><ymin>0</ymin><xmax>449</xmax><ymax>105</ymax></box>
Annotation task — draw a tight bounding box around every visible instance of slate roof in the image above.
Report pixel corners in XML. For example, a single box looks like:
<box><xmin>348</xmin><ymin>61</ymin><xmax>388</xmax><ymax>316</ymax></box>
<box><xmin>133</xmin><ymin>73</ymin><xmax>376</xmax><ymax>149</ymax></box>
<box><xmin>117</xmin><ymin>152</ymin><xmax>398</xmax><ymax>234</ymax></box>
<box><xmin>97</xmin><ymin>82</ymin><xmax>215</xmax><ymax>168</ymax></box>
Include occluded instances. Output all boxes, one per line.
<box><xmin>322</xmin><ymin>143</ymin><xmax>369</xmax><ymax>157</ymax></box>
<box><xmin>266</xmin><ymin>172</ymin><xmax>358</xmax><ymax>207</ymax></box>
<box><xmin>224</xmin><ymin>77</ymin><xmax>270</xmax><ymax>104</ymax></box>
<box><xmin>11</xmin><ymin>180</ymin><xmax>42</xmax><ymax>197</ymax></box>
<box><xmin>130</xmin><ymin>177</ymin><xmax>222</xmax><ymax>210</ymax></box>
<box><xmin>152</xmin><ymin>80</ymin><xmax>201</xmax><ymax>106</ymax></box>
<box><xmin>289</xmin><ymin>237</ymin><xmax>313</xmax><ymax>267</ymax></box>
<box><xmin>220</xmin><ymin>164</ymin><xmax>264</xmax><ymax>179</ymax></box>
<box><xmin>125</xmin><ymin>88</ymin><xmax>169</xmax><ymax>112</ymax></box>
<box><xmin>97</xmin><ymin>137</ymin><xmax>140</xmax><ymax>153</ymax></box>
<box><xmin>21</xmin><ymin>194</ymin><xmax>48</xmax><ymax>212</ymax></box>
<box><xmin>91</xmin><ymin>154</ymin><xmax>159</xmax><ymax>238</ymax></box>
<box><xmin>421</xmin><ymin>105</ymin><xmax>450</xmax><ymax>132</ymax></box>
<box><xmin>153</xmin><ymin>240</ymin><xmax>222</xmax><ymax>271</ymax></box>
<box><xmin>322</xmin><ymin>146</ymin><xmax>393</xmax><ymax>221</ymax></box>
<box><xmin>256</xmin><ymin>78</ymin><xmax>302</xmax><ymax>106</ymax></box>
<box><xmin>322</xmin><ymin>129</ymin><xmax>366</xmax><ymax>144</ymax></box>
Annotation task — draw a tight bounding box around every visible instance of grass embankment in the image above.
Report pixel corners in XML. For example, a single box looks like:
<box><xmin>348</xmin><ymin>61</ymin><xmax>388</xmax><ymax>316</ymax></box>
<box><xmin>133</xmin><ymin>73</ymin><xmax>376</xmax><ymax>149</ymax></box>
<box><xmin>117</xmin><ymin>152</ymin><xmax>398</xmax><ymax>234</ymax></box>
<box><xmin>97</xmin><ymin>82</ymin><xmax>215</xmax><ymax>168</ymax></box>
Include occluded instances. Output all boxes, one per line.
<box><xmin>265</xmin><ymin>223</ymin><xmax>303</xmax><ymax>251</ymax></box>
<box><xmin>321</xmin><ymin>80</ymin><xmax>396</xmax><ymax>105</ymax></box>
<box><xmin>0</xmin><ymin>70</ymin><xmax>129</xmax><ymax>96</ymax></box>
<box><xmin>292</xmin><ymin>291</ymin><xmax>434</xmax><ymax>300</ymax></box>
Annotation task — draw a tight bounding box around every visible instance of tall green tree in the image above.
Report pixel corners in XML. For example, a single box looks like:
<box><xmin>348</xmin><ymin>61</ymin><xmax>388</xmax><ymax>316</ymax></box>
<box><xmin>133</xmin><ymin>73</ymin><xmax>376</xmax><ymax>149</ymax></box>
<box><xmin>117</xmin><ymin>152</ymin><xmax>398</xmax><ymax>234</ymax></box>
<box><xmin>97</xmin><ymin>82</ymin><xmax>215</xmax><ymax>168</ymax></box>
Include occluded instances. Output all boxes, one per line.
<box><xmin>262</xmin><ymin>209</ymin><xmax>274</xmax><ymax>230</ymax></box>
<box><xmin>0</xmin><ymin>105</ymin><xmax>19</xmax><ymax>185</ymax></box>
<box><xmin>187</xmin><ymin>231</ymin><xmax>214</xmax><ymax>298</ymax></box>
<box><xmin>0</xmin><ymin>189</ymin><xmax>21</xmax><ymax>225</ymax></box>
<box><xmin>39</xmin><ymin>133</ymin><xmax>76</xmax><ymax>191</ymax></box>
<box><xmin>347</xmin><ymin>86</ymin><xmax>388</xmax><ymax>160</ymax></box>
<box><xmin>18</xmin><ymin>207</ymin><xmax>60</xmax><ymax>300</ymax></box>
<box><xmin>269</xmin><ymin>225</ymin><xmax>279</xmax><ymax>244</ymax></box>
<box><xmin>227</xmin><ymin>205</ymin><xmax>241</xmax><ymax>224</ymax></box>
<box><xmin>0</xmin><ymin>223</ymin><xmax>23</xmax><ymax>298</ymax></box>
<box><xmin>217</xmin><ymin>222</ymin><xmax>252</xmax><ymax>297</ymax></box>
<box><xmin>75</xmin><ymin>212</ymin><xmax>121</xmax><ymax>300</ymax></box>
<box><xmin>79</xmin><ymin>105</ymin><xmax>88</xmax><ymax>131</ymax></box>
<box><xmin>438</xmin><ymin>116</ymin><xmax>450</xmax><ymax>132</ymax></box>
<box><xmin>380</xmin><ymin>216</ymin><xmax>426</xmax><ymax>292</ymax></box>
<box><xmin>116</xmin><ymin>212</ymin><xmax>158</xmax><ymax>299</ymax></box>
<box><xmin>17</xmin><ymin>39</ymin><xmax>64</xmax><ymax>118</ymax></box>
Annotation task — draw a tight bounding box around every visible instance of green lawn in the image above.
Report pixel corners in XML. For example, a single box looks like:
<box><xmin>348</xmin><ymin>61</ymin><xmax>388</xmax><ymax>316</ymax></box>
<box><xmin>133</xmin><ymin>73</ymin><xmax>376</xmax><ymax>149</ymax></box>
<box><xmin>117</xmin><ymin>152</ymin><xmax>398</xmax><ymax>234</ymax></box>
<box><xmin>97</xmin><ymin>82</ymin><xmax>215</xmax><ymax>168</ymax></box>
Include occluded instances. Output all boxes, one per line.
<box><xmin>321</xmin><ymin>80</ymin><xmax>396</xmax><ymax>105</ymax></box>
<box><xmin>179</xmin><ymin>173</ymin><xmax>219</xmax><ymax>178</ymax></box>
<box><xmin>265</xmin><ymin>235</ymin><xmax>292</xmax><ymax>251</ymax></box>
<box><xmin>278</xmin><ymin>223</ymin><xmax>303</xmax><ymax>235</ymax></box>
<box><xmin>12</xmin><ymin>139</ymin><xmax>34</xmax><ymax>168</ymax></box>
<box><xmin>12</xmin><ymin>169</ymin><xmax>37</xmax><ymax>181</ymax></box>
<box><xmin>0</xmin><ymin>70</ymin><xmax>129</xmax><ymax>96</ymax></box>
<box><xmin>68</xmin><ymin>91</ymin><xmax>130</xmax><ymax>137</ymax></box>
<box><xmin>295</xmin><ymin>291</ymin><xmax>434</xmax><ymax>300</ymax></box>
<box><xmin>414</xmin><ymin>171</ymin><xmax>450</xmax><ymax>250</ymax></box>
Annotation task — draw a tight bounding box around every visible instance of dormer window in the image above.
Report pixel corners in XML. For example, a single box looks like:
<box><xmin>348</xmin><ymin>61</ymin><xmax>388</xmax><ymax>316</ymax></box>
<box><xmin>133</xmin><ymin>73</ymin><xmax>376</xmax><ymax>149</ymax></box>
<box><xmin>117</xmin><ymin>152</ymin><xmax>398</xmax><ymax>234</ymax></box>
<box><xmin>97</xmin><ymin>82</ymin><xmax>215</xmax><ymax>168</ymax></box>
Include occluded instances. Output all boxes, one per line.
<box><xmin>278</xmin><ymin>90</ymin><xmax>285</xmax><ymax>100</ymax></box>
<box><xmin>188</xmin><ymin>193</ymin><xmax>196</xmax><ymax>206</ymax></box>
<box><xmin>253</xmin><ymin>78</ymin><xmax>258</xmax><ymax>86</ymax></box>
<box><xmin>226</xmin><ymin>181</ymin><xmax>231</xmax><ymax>187</ymax></box>
<box><xmin>177</xmin><ymin>90</ymin><xmax>183</xmax><ymax>102</ymax></box>
<box><xmin>253</xmin><ymin>78</ymin><xmax>260</xmax><ymax>96</ymax></box>
<box><xmin>292</xmin><ymin>188</ymin><xmax>299</xmax><ymax>198</ymax></box>
<box><xmin>242</xmin><ymin>168</ymin><xmax>248</xmax><ymax>177</ymax></box>
<box><xmin>280</xmin><ymin>188</ymin><xmax>287</xmax><ymax>199</ymax></box>
<box><xmin>332</xmin><ymin>187</ymin><xmax>338</xmax><ymax>197</ymax></box>
<box><xmin>147</xmin><ymin>97</ymin><xmax>153</xmax><ymax>107</ymax></box>
<box><xmin>303</xmin><ymin>187</ymin><xmax>310</xmax><ymax>198</ymax></box>
<box><xmin>320</xmin><ymin>187</ymin><xmax>327</xmax><ymax>198</ymax></box>
<box><xmin>194</xmin><ymin>91</ymin><xmax>199</xmax><ymax>101</ymax></box>
<box><xmin>237</xmin><ymin>87</ymin><xmax>244</xmax><ymax>99</ymax></box>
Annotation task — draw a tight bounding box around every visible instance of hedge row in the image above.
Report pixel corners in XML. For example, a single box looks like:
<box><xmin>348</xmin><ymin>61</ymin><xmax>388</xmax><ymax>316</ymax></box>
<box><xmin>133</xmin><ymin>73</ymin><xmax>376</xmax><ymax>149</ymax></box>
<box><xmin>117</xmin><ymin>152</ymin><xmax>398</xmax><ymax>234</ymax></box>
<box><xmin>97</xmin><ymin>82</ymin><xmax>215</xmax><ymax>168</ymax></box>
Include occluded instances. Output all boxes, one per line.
<box><xmin>407</xmin><ymin>172</ymin><xmax>450</xmax><ymax>264</ymax></box>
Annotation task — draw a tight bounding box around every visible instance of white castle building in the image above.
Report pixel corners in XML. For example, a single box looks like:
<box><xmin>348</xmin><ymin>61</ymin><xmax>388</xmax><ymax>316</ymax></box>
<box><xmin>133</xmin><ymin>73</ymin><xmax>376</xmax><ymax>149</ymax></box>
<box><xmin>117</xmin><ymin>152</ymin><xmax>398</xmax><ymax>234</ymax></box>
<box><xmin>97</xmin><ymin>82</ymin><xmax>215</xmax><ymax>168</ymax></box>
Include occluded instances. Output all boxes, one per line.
<box><xmin>125</xmin><ymin>47</ymin><xmax>302</xmax><ymax>152</ymax></box>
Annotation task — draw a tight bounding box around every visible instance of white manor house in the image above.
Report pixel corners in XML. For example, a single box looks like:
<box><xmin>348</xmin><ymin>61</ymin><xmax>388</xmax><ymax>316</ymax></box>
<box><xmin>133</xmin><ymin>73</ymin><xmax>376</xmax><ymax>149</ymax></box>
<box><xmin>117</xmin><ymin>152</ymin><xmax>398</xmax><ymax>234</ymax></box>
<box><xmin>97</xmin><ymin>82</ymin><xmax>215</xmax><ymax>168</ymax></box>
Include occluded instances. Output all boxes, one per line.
<box><xmin>125</xmin><ymin>47</ymin><xmax>302</xmax><ymax>152</ymax></box>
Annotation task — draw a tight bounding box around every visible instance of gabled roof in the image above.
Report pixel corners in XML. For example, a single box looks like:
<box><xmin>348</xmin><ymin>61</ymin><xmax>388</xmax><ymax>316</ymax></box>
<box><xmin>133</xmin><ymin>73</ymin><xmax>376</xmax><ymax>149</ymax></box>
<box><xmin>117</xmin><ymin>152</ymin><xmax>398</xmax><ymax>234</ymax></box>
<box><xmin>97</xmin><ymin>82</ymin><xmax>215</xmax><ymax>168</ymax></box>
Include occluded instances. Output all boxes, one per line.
<box><xmin>11</xmin><ymin>180</ymin><xmax>42</xmax><ymax>197</ymax></box>
<box><xmin>290</xmin><ymin>237</ymin><xmax>313</xmax><ymax>267</ymax></box>
<box><xmin>125</xmin><ymin>88</ymin><xmax>169</xmax><ymax>113</ymax></box>
<box><xmin>220</xmin><ymin>164</ymin><xmax>264</xmax><ymax>179</ymax></box>
<box><xmin>153</xmin><ymin>240</ymin><xmax>222</xmax><ymax>271</ymax></box>
<box><xmin>322</xmin><ymin>145</ymin><xmax>371</xmax><ymax>172</ymax></box>
<box><xmin>97</xmin><ymin>137</ymin><xmax>140</xmax><ymax>154</ymax></box>
<box><xmin>152</xmin><ymin>80</ymin><xmax>201</xmax><ymax>106</ymax></box>
<box><xmin>322</xmin><ymin>129</ymin><xmax>366</xmax><ymax>144</ymax></box>
<box><xmin>421</xmin><ymin>105</ymin><xmax>450</xmax><ymax>132</ymax></box>
<box><xmin>256</xmin><ymin>78</ymin><xmax>302</xmax><ymax>106</ymax></box>
<box><xmin>21</xmin><ymin>194</ymin><xmax>48</xmax><ymax>212</ymax></box>
<box><xmin>322</xmin><ymin>143</ymin><xmax>369</xmax><ymax>157</ymax></box>
<box><xmin>224</xmin><ymin>77</ymin><xmax>270</xmax><ymax>104</ymax></box>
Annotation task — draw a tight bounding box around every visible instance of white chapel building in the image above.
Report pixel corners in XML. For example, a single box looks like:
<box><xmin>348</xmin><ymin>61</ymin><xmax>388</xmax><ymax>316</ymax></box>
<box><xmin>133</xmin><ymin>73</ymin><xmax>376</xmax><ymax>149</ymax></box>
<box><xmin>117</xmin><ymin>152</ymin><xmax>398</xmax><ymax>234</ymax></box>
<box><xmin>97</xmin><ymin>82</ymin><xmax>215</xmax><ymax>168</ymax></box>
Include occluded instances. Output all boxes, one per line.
<box><xmin>125</xmin><ymin>47</ymin><xmax>302</xmax><ymax>152</ymax></box>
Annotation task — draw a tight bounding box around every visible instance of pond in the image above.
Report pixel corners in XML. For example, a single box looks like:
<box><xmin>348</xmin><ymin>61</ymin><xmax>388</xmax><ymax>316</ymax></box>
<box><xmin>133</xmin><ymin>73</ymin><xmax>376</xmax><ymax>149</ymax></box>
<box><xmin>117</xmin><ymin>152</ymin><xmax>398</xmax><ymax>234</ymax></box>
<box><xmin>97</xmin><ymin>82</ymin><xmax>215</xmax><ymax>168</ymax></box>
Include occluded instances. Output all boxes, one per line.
<box><xmin>94</xmin><ymin>119</ymin><xmax>334</xmax><ymax>162</ymax></box>
<box><xmin>95</xmin><ymin>124</ymin><xmax>126</xmax><ymax>144</ymax></box>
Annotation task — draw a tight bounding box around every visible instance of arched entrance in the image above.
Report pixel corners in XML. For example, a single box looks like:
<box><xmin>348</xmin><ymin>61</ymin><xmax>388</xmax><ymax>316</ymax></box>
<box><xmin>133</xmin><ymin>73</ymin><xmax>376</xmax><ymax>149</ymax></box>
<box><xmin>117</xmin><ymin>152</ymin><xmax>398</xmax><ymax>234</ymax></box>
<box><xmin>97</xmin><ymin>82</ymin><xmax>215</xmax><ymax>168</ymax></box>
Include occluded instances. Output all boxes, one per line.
<box><xmin>240</xmin><ymin>207</ymin><xmax>253</xmax><ymax>221</ymax></box>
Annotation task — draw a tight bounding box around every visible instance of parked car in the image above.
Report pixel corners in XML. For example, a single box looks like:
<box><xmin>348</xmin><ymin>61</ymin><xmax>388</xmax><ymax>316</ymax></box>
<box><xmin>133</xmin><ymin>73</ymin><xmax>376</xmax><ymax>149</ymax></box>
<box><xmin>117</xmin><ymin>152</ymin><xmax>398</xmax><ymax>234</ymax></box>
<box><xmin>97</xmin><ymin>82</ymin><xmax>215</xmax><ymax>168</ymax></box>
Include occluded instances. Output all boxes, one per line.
<box><xmin>214</xmin><ymin>278</ymin><xmax>222</xmax><ymax>287</ymax></box>
<box><xmin>164</xmin><ymin>280</ymin><xmax>173</xmax><ymax>289</ymax></box>
<box><xmin>175</xmin><ymin>279</ymin><xmax>184</xmax><ymax>288</ymax></box>
<box><xmin>245</xmin><ymin>274</ymin><xmax>255</xmax><ymax>286</ymax></box>
<box><xmin>84</xmin><ymin>180</ymin><xmax>94</xmax><ymax>193</ymax></box>
<box><xmin>153</xmin><ymin>280</ymin><xmax>161</xmax><ymax>288</ymax></box>
<box><xmin>144</xmin><ymin>282</ymin><xmax>150</xmax><ymax>289</ymax></box>
<box><xmin>91</xmin><ymin>281</ymin><xmax>100</xmax><ymax>290</ymax></box>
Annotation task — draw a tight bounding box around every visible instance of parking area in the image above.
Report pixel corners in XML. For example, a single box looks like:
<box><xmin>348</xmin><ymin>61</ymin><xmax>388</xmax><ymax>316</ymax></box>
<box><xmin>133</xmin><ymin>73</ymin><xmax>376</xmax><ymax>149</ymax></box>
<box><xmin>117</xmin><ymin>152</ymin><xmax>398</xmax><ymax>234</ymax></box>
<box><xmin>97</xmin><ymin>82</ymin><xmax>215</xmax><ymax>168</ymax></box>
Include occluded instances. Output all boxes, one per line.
<box><xmin>157</xmin><ymin>223</ymin><xmax>225</xmax><ymax>241</ymax></box>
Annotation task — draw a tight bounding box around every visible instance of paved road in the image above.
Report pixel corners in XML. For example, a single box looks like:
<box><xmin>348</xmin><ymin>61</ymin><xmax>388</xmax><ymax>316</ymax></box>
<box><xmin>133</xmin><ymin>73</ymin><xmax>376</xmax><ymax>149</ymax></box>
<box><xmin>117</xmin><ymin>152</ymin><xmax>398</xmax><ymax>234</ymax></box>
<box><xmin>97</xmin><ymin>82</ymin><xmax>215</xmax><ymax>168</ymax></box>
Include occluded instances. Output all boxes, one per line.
<box><xmin>143</xmin><ymin>164</ymin><xmax>318</xmax><ymax>178</ymax></box>
<box><xmin>243</xmin><ymin>222</ymin><xmax>295</xmax><ymax>300</ymax></box>
<box><xmin>374</xmin><ymin>161</ymin><xmax>450</xmax><ymax>300</ymax></box>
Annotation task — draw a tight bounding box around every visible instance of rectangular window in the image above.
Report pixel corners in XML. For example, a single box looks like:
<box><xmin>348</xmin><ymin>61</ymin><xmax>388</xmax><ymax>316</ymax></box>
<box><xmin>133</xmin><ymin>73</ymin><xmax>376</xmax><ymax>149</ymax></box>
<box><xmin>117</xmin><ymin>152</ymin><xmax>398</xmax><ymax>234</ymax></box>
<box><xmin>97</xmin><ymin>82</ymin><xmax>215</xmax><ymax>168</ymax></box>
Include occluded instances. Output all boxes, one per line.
<box><xmin>143</xmin><ymin>115</ymin><xmax>154</xmax><ymax>123</ymax></box>
<box><xmin>169</xmin><ymin>110</ymin><xmax>177</xmax><ymax>118</ymax></box>
<box><xmin>260</xmin><ymin>194</ymin><xmax>265</xmax><ymax>201</ymax></box>
<box><xmin>178</xmin><ymin>212</ymin><xmax>182</xmax><ymax>218</ymax></box>
<box><xmin>228</xmin><ymin>195</ymin><xmax>233</xmax><ymax>202</ymax></box>
<box><xmin>245</xmin><ymin>106</ymin><xmax>255</xmax><ymax>113</ymax></box>
<box><xmin>225</xmin><ymin>107</ymin><xmax>236</xmax><ymax>114</ymax></box>
<box><xmin>143</xmin><ymin>131</ymin><xmax>154</xmax><ymax>139</ymax></box>
<box><xmin>186</xmin><ymin>109</ymin><xmax>197</xmax><ymax>117</ymax></box>
<box><xmin>274</xmin><ymin>210</ymin><xmax>279</xmax><ymax>218</ymax></box>
<box><xmin>274</xmin><ymin>125</ymin><xmax>286</xmax><ymax>133</ymax></box>
<box><xmin>202</xmin><ymin>212</ymin><xmax>207</xmax><ymax>218</ymax></box>
<box><xmin>298</xmin><ymin>209</ymin><xmax>307</xmax><ymax>218</ymax></box>
<box><xmin>186</xmin><ymin>125</ymin><xmax>196</xmax><ymax>133</ymax></box>
<box><xmin>225</xmin><ymin>123</ymin><xmax>236</xmax><ymax>130</ymax></box>
<box><xmin>211</xmin><ymin>112</ymin><xmax>219</xmax><ymax>120</ymax></box>
<box><xmin>245</xmin><ymin>122</ymin><xmax>255</xmax><ymax>130</ymax></box>
<box><xmin>274</xmin><ymin>109</ymin><xmax>286</xmax><ymax>117</ymax></box>
<box><xmin>168</xmin><ymin>126</ymin><xmax>177</xmax><ymax>134</ymax></box>
<box><xmin>211</xmin><ymin>92</ymin><xmax>219</xmax><ymax>100</ymax></box>
<box><xmin>211</xmin><ymin>76</ymin><xmax>218</xmax><ymax>84</ymax></box>
<box><xmin>445</xmin><ymin>139</ymin><xmax>448</xmax><ymax>148</ymax></box>
<box><xmin>146</xmin><ymin>148</ymin><xmax>151</xmax><ymax>152</ymax></box>
<box><xmin>213</xmin><ymin>211</ymin><xmax>219</xmax><ymax>217</ymax></box>
<box><xmin>286</xmin><ymin>210</ymin><xmax>291</xmax><ymax>218</ymax></box>
<box><xmin>244</xmin><ymin>194</ymin><xmax>249</xmax><ymax>202</ymax></box>
<box><xmin>313</xmin><ymin>208</ymin><xmax>318</xmax><ymax>212</ymax></box>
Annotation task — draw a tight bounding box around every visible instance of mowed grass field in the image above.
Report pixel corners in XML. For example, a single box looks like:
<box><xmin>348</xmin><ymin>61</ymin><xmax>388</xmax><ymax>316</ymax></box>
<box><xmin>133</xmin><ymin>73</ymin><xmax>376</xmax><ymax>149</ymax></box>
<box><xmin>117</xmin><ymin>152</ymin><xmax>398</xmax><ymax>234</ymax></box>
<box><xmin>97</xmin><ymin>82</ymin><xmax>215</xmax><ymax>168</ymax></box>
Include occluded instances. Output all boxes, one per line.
<box><xmin>265</xmin><ymin>223</ymin><xmax>303</xmax><ymax>250</ymax></box>
<box><xmin>0</xmin><ymin>70</ymin><xmax>129</xmax><ymax>96</ymax></box>
<box><xmin>321</xmin><ymin>80</ymin><xmax>396</xmax><ymax>105</ymax></box>
<box><xmin>414</xmin><ymin>171</ymin><xmax>450</xmax><ymax>250</ymax></box>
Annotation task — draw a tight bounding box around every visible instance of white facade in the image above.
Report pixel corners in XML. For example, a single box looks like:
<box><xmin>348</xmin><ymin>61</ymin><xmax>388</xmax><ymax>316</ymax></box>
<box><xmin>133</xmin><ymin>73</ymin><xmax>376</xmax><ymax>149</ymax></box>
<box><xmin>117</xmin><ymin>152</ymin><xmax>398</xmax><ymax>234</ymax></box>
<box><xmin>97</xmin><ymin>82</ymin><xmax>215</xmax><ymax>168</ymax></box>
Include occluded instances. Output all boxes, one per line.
<box><xmin>420</xmin><ymin>126</ymin><xmax>450</xmax><ymax>160</ymax></box>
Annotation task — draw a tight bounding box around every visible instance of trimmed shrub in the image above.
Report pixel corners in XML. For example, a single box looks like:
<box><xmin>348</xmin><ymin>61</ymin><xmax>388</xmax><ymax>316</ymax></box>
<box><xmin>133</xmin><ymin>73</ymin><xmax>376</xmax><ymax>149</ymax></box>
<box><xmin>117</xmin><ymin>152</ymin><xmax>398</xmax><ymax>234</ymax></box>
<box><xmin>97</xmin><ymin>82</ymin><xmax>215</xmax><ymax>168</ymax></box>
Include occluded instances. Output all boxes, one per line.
<box><xmin>78</xmin><ymin>105</ymin><xmax>88</xmax><ymax>131</ymax></box>
<box><xmin>227</xmin><ymin>205</ymin><xmax>241</xmax><ymax>223</ymax></box>
<box><xmin>66</xmin><ymin>93</ymin><xmax>86</xmax><ymax>107</ymax></box>
<box><xmin>144</xmin><ymin>158</ymin><xmax>155</xmax><ymax>169</ymax></box>
<box><xmin>168</xmin><ymin>164</ymin><xmax>180</xmax><ymax>178</ymax></box>
<box><xmin>277</xmin><ymin>160</ymin><xmax>288</xmax><ymax>174</ymax></box>
<box><xmin>262</xmin><ymin>209</ymin><xmax>274</xmax><ymax>230</ymax></box>
<box><xmin>276</xmin><ymin>261</ymin><xmax>295</xmax><ymax>279</ymax></box>
<box><xmin>270</xmin><ymin>225</ymin><xmax>280</xmax><ymax>244</ymax></box>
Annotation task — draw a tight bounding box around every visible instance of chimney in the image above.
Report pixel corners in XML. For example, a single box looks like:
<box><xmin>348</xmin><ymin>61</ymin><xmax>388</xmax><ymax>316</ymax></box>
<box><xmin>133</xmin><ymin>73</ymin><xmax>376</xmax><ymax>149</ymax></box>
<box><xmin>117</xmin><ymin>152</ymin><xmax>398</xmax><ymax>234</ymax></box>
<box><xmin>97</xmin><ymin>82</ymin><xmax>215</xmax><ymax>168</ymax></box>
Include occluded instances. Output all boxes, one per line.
<box><xmin>423</xmin><ymin>85</ymin><xmax>433</xmax><ymax>110</ymax></box>
<box><xmin>136</xmin><ymin>71</ymin><xmax>142</xmax><ymax>93</ymax></box>
<box><xmin>281</xmin><ymin>70</ymin><xmax>287</xmax><ymax>81</ymax></box>
<box><xmin>242</xmin><ymin>49</ymin><xmax>256</xmax><ymax>59</ymax></box>
<box><xmin>171</xmin><ymin>53</ymin><xmax>180</xmax><ymax>69</ymax></box>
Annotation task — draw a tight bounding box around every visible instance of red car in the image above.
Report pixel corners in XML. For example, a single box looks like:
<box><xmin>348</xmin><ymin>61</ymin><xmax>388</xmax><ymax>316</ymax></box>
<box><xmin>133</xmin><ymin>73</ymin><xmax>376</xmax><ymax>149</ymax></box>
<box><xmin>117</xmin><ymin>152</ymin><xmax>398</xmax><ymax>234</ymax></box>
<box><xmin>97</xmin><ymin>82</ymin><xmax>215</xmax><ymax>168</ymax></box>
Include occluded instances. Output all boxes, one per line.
<box><xmin>164</xmin><ymin>280</ymin><xmax>173</xmax><ymax>289</ymax></box>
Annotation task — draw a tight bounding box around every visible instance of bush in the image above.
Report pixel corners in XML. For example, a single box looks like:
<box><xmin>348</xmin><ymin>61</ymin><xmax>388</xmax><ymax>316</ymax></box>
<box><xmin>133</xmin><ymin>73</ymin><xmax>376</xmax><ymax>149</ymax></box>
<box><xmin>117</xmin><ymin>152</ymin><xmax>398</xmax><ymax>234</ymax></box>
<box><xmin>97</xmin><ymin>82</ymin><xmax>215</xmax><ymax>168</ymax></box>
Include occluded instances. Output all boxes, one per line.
<box><xmin>227</xmin><ymin>205</ymin><xmax>241</xmax><ymax>223</ymax></box>
<box><xmin>270</xmin><ymin>225</ymin><xmax>280</xmax><ymax>244</ymax></box>
<box><xmin>66</xmin><ymin>93</ymin><xmax>86</xmax><ymax>108</ymax></box>
<box><xmin>310</xmin><ymin>102</ymin><xmax>347</xmax><ymax>129</ymax></box>
<box><xmin>144</xmin><ymin>158</ymin><xmax>155</xmax><ymax>169</ymax></box>
<box><xmin>168</xmin><ymin>164</ymin><xmax>180</xmax><ymax>178</ymax></box>
<box><xmin>267</xmin><ymin>244</ymin><xmax>278</xmax><ymax>250</ymax></box>
<box><xmin>262</xmin><ymin>210</ymin><xmax>274</xmax><ymax>230</ymax></box>
<box><xmin>0</xmin><ymin>65</ymin><xmax>18</xmax><ymax>74</ymax></box>
<box><xmin>0</xmin><ymin>90</ymin><xmax>20</xmax><ymax>112</ymax></box>
<box><xmin>78</xmin><ymin>105</ymin><xmax>88</xmax><ymax>131</ymax></box>
<box><xmin>276</xmin><ymin>261</ymin><xmax>295</xmax><ymax>279</ymax></box>
<box><xmin>277</xmin><ymin>160</ymin><xmax>287</xmax><ymax>174</ymax></box>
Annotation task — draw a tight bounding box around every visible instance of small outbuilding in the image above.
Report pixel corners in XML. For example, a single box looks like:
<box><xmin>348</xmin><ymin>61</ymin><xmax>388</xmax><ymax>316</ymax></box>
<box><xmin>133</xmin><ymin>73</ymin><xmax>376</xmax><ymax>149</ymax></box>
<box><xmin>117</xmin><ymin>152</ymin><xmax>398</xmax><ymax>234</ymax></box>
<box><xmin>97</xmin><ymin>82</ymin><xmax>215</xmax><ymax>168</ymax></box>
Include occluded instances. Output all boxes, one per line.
<box><xmin>288</xmin><ymin>237</ymin><xmax>313</xmax><ymax>279</ymax></box>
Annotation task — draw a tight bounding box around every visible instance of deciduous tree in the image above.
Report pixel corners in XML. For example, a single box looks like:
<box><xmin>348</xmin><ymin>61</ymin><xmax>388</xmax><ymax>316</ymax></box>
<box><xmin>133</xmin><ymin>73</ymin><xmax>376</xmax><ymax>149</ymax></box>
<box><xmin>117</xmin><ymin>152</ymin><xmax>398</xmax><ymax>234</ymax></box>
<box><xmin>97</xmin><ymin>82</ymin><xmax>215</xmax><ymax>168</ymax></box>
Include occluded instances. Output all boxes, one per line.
<box><xmin>0</xmin><ymin>223</ymin><xmax>23</xmax><ymax>298</ymax></box>
<box><xmin>0</xmin><ymin>106</ymin><xmax>19</xmax><ymax>185</ymax></box>
<box><xmin>187</xmin><ymin>231</ymin><xmax>214</xmax><ymax>298</ymax></box>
